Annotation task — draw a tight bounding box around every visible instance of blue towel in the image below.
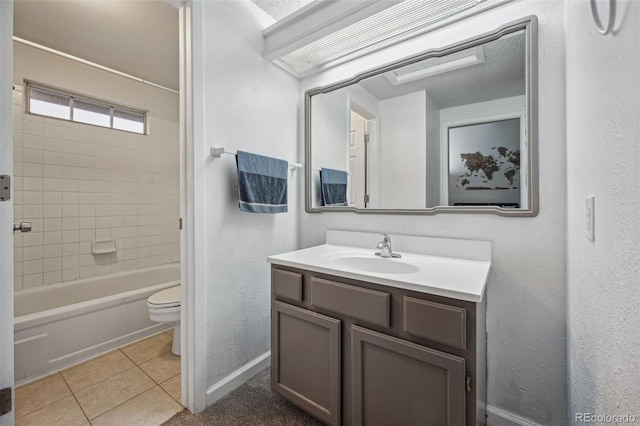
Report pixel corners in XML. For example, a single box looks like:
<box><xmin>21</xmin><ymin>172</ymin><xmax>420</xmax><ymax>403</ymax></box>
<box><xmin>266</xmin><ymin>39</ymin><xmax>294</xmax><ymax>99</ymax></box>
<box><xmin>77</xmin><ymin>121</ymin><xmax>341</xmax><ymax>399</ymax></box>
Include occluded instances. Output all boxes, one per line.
<box><xmin>236</xmin><ymin>151</ymin><xmax>288</xmax><ymax>213</ymax></box>
<box><xmin>320</xmin><ymin>168</ymin><xmax>348</xmax><ymax>206</ymax></box>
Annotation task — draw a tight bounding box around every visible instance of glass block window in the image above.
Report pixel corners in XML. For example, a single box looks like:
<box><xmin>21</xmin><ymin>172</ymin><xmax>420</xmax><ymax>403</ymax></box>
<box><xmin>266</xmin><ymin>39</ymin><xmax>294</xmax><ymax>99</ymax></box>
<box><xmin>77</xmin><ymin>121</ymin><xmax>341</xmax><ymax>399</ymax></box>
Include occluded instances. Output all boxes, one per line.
<box><xmin>25</xmin><ymin>81</ymin><xmax>147</xmax><ymax>134</ymax></box>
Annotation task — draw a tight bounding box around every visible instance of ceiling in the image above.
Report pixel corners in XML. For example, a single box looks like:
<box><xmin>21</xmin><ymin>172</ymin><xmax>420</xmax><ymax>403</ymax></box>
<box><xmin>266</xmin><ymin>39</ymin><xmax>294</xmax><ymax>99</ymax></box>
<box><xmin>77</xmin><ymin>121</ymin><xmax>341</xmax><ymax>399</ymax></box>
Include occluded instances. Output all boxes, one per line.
<box><xmin>359</xmin><ymin>31</ymin><xmax>526</xmax><ymax>109</ymax></box>
<box><xmin>249</xmin><ymin>0</ymin><xmax>315</xmax><ymax>21</ymax></box>
<box><xmin>13</xmin><ymin>0</ymin><xmax>179</xmax><ymax>91</ymax></box>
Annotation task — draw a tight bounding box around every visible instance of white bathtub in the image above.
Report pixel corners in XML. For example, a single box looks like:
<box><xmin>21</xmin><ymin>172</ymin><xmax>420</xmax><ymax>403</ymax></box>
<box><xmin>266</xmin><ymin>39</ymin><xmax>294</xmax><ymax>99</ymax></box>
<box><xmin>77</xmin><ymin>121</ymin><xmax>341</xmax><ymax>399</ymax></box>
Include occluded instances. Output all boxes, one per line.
<box><xmin>14</xmin><ymin>264</ymin><xmax>180</xmax><ymax>385</ymax></box>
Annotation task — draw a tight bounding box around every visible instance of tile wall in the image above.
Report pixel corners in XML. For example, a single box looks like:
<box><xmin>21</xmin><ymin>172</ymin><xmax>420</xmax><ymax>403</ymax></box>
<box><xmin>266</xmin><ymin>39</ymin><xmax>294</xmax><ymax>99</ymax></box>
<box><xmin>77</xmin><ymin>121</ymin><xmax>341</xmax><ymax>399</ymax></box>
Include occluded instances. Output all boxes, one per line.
<box><xmin>12</xmin><ymin>87</ymin><xmax>180</xmax><ymax>291</ymax></box>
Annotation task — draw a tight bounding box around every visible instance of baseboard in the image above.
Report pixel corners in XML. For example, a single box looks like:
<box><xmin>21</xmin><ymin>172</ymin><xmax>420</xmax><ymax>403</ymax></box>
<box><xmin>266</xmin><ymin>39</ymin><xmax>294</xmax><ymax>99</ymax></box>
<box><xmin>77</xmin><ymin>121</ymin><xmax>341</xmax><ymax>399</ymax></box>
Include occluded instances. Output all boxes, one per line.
<box><xmin>487</xmin><ymin>405</ymin><xmax>544</xmax><ymax>426</ymax></box>
<box><xmin>206</xmin><ymin>351</ymin><xmax>271</xmax><ymax>405</ymax></box>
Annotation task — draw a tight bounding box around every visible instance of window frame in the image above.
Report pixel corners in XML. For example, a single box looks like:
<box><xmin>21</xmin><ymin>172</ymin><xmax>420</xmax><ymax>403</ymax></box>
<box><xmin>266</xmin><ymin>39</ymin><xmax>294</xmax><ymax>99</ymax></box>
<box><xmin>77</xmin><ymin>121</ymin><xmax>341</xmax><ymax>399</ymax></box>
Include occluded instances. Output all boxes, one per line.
<box><xmin>24</xmin><ymin>80</ymin><xmax>148</xmax><ymax>135</ymax></box>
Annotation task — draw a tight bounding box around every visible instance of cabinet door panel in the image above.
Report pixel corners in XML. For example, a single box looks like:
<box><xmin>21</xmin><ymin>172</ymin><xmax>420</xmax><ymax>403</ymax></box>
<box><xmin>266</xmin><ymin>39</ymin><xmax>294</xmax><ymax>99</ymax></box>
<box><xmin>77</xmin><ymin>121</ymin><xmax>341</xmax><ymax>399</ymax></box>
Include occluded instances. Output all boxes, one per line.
<box><xmin>272</xmin><ymin>300</ymin><xmax>341</xmax><ymax>425</ymax></box>
<box><xmin>351</xmin><ymin>325</ymin><xmax>465</xmax><ymax>426</ymax></box>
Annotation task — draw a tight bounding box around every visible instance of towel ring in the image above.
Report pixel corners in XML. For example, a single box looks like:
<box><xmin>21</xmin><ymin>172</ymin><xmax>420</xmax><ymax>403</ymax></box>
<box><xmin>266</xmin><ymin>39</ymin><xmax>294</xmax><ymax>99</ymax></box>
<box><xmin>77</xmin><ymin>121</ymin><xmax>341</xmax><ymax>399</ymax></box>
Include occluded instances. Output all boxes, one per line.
<box><xmin>590</xmin><ymin>0</ymin><xmax>616</xmax><ymax>35</ymax></box>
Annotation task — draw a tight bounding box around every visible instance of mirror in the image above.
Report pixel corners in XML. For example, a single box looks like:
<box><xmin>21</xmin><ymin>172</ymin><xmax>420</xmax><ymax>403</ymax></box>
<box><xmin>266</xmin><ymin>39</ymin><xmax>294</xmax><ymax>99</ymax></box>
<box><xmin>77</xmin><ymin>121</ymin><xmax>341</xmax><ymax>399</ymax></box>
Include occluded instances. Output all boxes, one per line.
<box><xmin>305</xmin><ymin>17</ymin><xmax>538</xmax><ymax>216</ymax></box>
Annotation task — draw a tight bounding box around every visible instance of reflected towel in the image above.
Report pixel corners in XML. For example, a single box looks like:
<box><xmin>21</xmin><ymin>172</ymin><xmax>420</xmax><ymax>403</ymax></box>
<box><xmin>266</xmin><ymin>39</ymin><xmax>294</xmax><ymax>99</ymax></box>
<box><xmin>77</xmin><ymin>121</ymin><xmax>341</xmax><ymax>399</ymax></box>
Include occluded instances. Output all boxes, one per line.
<box><xmin>236</xmin><ymin>151</ymin><xmax>288</xmax><ymax>213</ymax></box>
<box><xmin>320</xmin><ymin>168</ymin><xmax>348</xmax><ymax>206</ymax></box>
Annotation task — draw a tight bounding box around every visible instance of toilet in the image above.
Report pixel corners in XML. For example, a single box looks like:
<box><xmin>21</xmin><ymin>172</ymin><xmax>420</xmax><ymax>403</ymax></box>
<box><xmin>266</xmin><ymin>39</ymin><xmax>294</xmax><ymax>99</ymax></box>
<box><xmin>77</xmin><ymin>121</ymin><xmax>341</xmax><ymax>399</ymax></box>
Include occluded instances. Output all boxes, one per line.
<box><xmin>147</xmin><ymin>286</ymin><xmax>181</xmax><ymax>356</ymax></box>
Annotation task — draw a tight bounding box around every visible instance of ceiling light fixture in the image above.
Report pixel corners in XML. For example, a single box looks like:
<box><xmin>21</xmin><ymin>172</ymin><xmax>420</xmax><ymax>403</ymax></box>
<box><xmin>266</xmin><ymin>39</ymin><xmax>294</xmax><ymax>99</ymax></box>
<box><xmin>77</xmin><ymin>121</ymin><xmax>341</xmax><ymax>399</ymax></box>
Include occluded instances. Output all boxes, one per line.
<box><xmin>384</xmin><ymin>46</ymin><xmax>485</xmax><ymax>85</ymax></box>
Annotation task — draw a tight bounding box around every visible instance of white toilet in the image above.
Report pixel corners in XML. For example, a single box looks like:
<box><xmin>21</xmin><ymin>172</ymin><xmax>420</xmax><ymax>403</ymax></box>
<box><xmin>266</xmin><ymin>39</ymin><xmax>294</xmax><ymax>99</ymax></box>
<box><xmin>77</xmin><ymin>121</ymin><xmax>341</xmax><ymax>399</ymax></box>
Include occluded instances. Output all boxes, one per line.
<box><xmin>147</xmin><ymin>286</ymin><xmax>181</xmax><ymax>356</ymax></box>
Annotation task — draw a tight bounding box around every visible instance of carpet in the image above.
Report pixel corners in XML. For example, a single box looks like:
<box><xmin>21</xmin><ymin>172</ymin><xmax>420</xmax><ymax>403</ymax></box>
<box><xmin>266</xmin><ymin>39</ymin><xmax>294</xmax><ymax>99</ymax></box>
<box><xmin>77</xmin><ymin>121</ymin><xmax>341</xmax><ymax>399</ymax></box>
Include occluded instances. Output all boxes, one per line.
<box><xmin>162</xmin><ymin>368</ymin><xmax>325</xmax><ymax>426</ymax></box>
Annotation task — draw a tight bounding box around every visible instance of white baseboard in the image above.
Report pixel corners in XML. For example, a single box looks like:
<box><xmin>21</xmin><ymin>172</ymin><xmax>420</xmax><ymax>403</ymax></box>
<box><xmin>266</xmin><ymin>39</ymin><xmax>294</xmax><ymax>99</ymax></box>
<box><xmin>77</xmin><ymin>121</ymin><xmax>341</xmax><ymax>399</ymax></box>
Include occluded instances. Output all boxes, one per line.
<box><xmin>206</xmin><ymin>351</ymin><xmax>271</xmax><ymax>405</ymax></box>
<box><xmin>487</xmin><ymin>405</ymin><xmax>544</xmax><ymax>426</ymax></box>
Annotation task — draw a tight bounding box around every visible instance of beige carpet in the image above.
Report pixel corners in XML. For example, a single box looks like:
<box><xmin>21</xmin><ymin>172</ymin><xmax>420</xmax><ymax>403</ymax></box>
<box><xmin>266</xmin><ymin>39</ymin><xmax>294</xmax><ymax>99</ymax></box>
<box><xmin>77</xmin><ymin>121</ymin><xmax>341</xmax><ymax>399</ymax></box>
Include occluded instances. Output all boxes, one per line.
<box><xmin>162</xmin><ymin>368</ymin><xmax>325</xmax><ymax>426</ymax></box>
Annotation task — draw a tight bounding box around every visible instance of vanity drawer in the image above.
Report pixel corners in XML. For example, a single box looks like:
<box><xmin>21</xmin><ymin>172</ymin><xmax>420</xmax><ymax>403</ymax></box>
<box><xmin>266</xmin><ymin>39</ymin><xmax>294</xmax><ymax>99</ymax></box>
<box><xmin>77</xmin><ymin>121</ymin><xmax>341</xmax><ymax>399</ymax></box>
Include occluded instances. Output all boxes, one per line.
<box><xmin>272</xmin><ymin>269</ymin><xmax>303</xmax><ymax>302</ymax></box>
<box><xmin>403</xmin><ymin>297</ymin><xmax>466</xmax><ymax>350</ymax></box>
<box><xmin>310</xmin><ymin>277</ymin><xmax>390</xmax><ymax>328</ymax></box>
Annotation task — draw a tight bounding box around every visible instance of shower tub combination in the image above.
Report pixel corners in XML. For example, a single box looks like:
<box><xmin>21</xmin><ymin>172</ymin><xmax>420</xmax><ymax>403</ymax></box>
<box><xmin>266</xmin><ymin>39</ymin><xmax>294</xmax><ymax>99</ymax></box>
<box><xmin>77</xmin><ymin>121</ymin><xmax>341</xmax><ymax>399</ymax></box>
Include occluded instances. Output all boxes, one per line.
<box><xmin>14</xmin><ymin>263</ymin><xmax>180</xmax><ymax>385</ymax></box>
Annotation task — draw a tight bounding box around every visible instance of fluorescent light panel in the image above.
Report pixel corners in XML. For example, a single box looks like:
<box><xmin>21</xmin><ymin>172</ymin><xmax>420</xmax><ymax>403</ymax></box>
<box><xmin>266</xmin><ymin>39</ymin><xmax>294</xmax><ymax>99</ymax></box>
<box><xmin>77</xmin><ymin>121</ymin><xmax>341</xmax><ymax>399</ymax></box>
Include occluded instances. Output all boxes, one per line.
<box><xmin>277</xmin><ymin>0</ymin><xmax>483</xmax><ymax>74</ymax></box>
<box><xmin>384</xmin><ymin>46</ymin><xmax>485</xmax><ymax>85</ymax></box>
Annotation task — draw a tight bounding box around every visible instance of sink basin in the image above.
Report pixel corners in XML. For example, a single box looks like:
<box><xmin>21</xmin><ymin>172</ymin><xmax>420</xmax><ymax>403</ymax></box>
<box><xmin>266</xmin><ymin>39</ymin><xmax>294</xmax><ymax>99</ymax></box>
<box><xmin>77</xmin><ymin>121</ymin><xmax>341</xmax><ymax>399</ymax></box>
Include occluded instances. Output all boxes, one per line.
<box><xmin>331</xmin><ymin>256</ymin><xmax>422</xmax><ymax>274</ymax></box>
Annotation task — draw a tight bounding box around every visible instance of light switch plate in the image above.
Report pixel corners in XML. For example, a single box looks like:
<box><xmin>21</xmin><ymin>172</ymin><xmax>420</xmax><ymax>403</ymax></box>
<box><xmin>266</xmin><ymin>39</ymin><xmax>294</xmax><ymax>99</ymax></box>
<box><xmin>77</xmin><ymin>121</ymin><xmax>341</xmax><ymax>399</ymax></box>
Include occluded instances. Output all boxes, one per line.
<box><xmin>585</xmin><ymin>195</ymin><xmax>595</xmax><ymax>241</ymax></box>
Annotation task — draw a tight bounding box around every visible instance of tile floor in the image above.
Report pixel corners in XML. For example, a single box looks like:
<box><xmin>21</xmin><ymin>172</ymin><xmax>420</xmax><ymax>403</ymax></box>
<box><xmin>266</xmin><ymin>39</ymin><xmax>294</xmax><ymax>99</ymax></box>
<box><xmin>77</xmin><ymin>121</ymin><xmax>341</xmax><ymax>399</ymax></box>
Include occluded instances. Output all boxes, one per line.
<box><xmin>15</xmin><ymin>330</ymin><xmax>184</xmax><ymax>426</ymax></box>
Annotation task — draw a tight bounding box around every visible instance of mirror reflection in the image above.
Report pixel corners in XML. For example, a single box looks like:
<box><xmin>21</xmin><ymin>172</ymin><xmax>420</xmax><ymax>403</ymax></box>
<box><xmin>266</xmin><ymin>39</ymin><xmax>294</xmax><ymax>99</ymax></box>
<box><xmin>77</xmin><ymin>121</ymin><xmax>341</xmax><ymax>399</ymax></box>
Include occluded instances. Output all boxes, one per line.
<box><xmin>307</xmin><ymin>21</ymin><xmax>535</xmax><ymax>214</ymax></box>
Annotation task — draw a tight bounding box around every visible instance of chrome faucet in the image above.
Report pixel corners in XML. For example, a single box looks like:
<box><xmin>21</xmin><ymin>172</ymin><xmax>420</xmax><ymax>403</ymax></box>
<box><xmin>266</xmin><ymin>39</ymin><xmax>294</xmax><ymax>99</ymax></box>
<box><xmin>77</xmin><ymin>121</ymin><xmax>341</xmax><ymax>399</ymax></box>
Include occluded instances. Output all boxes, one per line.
<box><xmin>375</xmin><ymin>234</ymin><xmax>401</xmax><ymax>258</ymax></box>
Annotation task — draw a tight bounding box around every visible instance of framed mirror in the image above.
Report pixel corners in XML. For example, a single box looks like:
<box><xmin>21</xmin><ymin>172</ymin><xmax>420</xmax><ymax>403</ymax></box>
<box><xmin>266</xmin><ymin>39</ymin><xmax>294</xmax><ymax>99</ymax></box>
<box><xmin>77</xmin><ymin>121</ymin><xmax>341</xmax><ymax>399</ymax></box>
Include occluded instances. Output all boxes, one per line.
<box><xmin>305</xmin><ymin>16</ymin><xmax>538</xmax><ymax>216</ymax></box>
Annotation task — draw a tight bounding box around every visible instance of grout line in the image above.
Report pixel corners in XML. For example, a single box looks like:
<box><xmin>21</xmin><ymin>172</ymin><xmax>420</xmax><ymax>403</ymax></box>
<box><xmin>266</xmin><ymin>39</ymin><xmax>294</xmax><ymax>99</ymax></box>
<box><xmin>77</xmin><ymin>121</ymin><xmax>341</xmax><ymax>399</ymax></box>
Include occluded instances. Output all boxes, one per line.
<box><xmin>83</xmin><ymin>366</ymin><xmax>155</xmax><ymax>422</ymax></box>
<box><xmin>14</xmin><ymin>374</ymin><xmax>72</xmax><ymax>419</ymax></box>
<box><xmin>156</xmin><ymin>382</ymin><xmax>185</xmax><ymax>411</ymax></box>
<box><xmin>59</xmin><ymin>372</ymin><xmax>92</xmax><ymax>424</ymax></box>
<box><xmin>159</xmin><ymin>373</ymin><xmax>183</xmax><ymax>405</ymax></box>
<box><xmin>89</xmin><ymin>385</ymin><xmax>169</xmax><ymax>425</ymax></box>
<box><xmin>118</xmin><ymin>347</ymin><xmax>138</xmax><ymax>365</ymax></box>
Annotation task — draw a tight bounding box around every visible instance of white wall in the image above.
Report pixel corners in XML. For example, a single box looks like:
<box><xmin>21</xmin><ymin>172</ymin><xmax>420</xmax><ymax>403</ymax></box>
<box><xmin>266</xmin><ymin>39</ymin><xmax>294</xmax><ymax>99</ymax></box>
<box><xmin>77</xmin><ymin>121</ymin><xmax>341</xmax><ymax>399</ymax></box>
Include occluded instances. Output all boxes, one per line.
<box><xmin>190</xmin><ymin>0</ymin><xmax>299</xmax><ymax>403</ymax></box>
<box><xmin>299</xmin><ymin>1</ymin><xmax>567</xmax><ymax>424</ymax></box>
<box><xmin>425</xmin><ymin>91</ymin><xmax>440</xmax><ymax>207</ymax></box>
<box><xmin>378</xmin><ymin>91</ymin><xmax>426</xmax><ymax>208</ymax></box>
<box><xmin>566</xmin><ymin>0</ymin><xmax>640</xmax><ymax>423</ymax></box>
<box><xmin>13</xmin><ymin>43</ymin><xmax>178</xmax><ymax>123</ymax></box>
<box><xmin>12</xmin><ymin>44</ymin><xmax>180</xmax><ymax>290</ymax></box>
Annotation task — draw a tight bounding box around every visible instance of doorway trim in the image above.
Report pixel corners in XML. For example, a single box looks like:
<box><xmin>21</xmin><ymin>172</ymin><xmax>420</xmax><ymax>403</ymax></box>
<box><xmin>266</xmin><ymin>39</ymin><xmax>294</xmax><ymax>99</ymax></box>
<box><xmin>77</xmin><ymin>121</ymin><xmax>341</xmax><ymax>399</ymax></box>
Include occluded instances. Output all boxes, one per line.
<box><xmin>177</xmin><ymin>0</ymin><xmax>207</xmax><ymax>414</ymax></box>
<box><xmin>0</xmin><ymin>1</ymin><xmax>15</xmax><ymax>425</ymax></box>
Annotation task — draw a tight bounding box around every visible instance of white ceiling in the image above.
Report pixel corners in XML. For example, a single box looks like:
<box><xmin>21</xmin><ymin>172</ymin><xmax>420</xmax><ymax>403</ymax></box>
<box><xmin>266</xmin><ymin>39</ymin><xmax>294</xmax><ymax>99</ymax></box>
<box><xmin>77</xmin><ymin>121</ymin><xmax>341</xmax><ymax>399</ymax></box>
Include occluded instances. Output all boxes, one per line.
<box><xmin>13</xmin><ymin>0</ymin><xmax>179</xmax><ymax>91</ymax></box>
<box><xmin>359</xmin><ymin>31</ymin><xmax>526</xmax><ymax>109</ymax></box>
<box><xmin>249</xmin><ymin>0</ymin><xmax>315</xmax><ymax>21</ymax></box>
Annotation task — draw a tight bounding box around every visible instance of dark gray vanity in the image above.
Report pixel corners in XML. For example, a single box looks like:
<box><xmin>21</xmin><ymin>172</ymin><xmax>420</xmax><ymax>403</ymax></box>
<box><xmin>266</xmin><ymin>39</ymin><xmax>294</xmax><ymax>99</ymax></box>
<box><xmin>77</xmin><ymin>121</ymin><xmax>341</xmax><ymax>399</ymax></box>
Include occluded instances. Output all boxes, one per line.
<box><xmin>270</xmin><ymin>264</ymin><xmax>487</xmax><ymax>426</ymax></box>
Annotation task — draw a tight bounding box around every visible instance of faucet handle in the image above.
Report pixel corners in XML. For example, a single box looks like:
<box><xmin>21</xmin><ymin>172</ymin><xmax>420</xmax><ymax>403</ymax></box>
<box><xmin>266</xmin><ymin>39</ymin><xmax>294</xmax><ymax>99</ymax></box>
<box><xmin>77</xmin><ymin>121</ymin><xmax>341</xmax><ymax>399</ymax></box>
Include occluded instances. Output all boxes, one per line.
<box><xmin>381</xmin><ymin>233</ymin><xmax>391</xmax><ymax>243</ymax></box>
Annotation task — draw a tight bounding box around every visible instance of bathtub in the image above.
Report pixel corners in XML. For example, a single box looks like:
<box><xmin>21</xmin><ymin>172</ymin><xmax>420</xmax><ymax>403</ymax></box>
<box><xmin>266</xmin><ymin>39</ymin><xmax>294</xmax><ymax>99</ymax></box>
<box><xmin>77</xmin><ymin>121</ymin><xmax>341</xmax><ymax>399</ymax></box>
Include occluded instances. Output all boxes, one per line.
<box><xmin>14</xmin><ymin>263</ymin><xmax>180</xmax><ymax>385</ymax></box>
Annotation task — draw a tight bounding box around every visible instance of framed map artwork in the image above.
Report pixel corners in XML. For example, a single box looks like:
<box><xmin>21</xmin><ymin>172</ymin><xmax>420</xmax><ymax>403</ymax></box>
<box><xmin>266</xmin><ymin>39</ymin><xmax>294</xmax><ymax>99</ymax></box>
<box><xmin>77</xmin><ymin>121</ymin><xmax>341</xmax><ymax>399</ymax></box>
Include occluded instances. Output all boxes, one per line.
<box><xmin>448</xmin><ymin>118</ymin><xmax>521</xmax><ymax>207</ymax></box>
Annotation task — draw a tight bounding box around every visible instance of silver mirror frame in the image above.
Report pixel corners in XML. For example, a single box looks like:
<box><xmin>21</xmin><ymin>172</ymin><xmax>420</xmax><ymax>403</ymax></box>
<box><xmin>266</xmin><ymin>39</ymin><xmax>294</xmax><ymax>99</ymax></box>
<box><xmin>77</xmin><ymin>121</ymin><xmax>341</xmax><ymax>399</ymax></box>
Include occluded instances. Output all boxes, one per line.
<box><xmin>305</xmin><ymin>16</ymin><xmax>538</xmax><ymax>216</ymax></box>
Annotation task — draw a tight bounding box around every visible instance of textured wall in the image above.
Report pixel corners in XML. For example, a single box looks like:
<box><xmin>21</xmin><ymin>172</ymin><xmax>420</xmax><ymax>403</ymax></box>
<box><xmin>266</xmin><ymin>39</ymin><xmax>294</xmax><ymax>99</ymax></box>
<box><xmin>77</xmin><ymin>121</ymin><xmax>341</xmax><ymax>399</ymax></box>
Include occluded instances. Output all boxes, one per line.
<box><xmin>566</xmin><ymin>0</ymin><xmax>640</xmax><ymax>423</ymax></box>
<box><xmin>192</xmin><ymin>0</ymin><xmax>299</xmax><ymax>395</ymax></box>
<box><xmin>299</xmin><ymin>1</ymin><xmax>567</xmax><ymax>424</ymax></box>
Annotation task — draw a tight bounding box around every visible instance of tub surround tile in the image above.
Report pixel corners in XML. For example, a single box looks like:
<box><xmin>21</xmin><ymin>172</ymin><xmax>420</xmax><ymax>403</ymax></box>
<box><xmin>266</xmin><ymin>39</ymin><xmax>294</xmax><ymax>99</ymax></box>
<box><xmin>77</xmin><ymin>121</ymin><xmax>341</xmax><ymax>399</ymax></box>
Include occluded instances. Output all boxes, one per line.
<box><xmin>15</xmin><ymin>395</ymin><xmax>87</xmax><ymax>426</ymax></box>
<box><xmin>122</xmin><ymin>333</ymin><xmax>172</xmax><ymax>365</ymax></box>
<box><xmin>74</xmin><ymin>366</ymin><xmax>154</xmax><ymax>420</ymax></box>
<box><xmin>12</xmin><ymin>98</ymin><xmax>180</xmax><ymax>292</ymax></box>
<box><xmin>15</xmin><ymin>374</ymin><xmax>71</xmax><ymax>418</ymax></box>
<box><xmin>139</xmin><ymin>352</ymin><xmax>181</xmax><ymax>384</ymax></box>
<box><xmin>90</xmin><ymin>386</ymin><xmax>184</xmax><ymax>426</ymax></box>
<box><xmin>160</xmin><ymin>374</ymin><xmax>182</xmax><ymax>402</ymax></box>
<box><xmin>61</xmin><ymin>350</ymin><xmax>135</xmax><ymax>393</ymax></box>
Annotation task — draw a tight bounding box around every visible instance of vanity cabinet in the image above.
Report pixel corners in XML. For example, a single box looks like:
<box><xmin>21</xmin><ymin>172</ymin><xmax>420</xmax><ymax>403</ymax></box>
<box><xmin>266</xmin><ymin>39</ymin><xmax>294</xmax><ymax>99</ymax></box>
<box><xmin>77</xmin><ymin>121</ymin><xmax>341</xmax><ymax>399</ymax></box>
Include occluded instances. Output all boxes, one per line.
<box><xmin>271</xmin><ymin>266</ymin><xmax>487</xmax><ymax>426</ymax></box>
<box><xmin>271</xmin><ymin>300</ymin><xmax>341</xmax><ymax>425</ymax></box>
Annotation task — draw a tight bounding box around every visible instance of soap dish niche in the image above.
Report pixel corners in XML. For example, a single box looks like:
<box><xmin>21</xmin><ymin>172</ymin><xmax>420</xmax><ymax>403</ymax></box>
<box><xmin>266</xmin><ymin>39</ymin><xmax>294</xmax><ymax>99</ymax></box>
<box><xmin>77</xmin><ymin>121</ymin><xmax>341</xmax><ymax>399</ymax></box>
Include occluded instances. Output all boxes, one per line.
<box><xmin>92</xmin><ymin>239</ymin><xmax>117</xmax><ymax>255</ymax></box>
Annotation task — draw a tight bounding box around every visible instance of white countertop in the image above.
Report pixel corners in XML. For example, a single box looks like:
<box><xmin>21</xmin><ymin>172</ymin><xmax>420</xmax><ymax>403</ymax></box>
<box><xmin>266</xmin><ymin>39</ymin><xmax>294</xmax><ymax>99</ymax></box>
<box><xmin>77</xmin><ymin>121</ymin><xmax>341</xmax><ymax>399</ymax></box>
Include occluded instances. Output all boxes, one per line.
<box><xmin>268</xmin><ymin>243</ymin><xmax>490</xmax><ymax>303</ymax></box>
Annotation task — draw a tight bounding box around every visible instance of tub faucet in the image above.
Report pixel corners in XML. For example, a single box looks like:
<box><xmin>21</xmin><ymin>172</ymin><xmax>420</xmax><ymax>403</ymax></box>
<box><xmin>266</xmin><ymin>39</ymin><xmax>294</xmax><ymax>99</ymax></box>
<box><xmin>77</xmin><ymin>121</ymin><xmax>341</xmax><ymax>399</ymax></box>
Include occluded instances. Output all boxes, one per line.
<box><xmin>375</xmin><ymin>234</ymin><xmax>401</xmax><ymax>258</ymax></box>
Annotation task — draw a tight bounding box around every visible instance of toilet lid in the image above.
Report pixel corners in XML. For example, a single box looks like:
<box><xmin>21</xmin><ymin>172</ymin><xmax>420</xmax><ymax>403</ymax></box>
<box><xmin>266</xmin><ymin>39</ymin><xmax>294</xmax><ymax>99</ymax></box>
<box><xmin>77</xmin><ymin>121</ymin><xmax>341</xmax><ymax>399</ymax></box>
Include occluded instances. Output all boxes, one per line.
<box><xmin>148</xmin><ymin>286</ymin><xmax>181</xmax><ymax>307</ymax></box>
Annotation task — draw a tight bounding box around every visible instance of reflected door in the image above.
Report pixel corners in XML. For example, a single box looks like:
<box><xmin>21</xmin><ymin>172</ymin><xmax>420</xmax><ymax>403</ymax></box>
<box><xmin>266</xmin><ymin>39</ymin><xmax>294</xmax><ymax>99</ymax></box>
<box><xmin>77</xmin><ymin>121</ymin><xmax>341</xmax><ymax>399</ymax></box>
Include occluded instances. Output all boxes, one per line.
<box><xmin>350</xmin><ymin>111</ymin><xmax>368</xmax><ymax>208</ymax></box>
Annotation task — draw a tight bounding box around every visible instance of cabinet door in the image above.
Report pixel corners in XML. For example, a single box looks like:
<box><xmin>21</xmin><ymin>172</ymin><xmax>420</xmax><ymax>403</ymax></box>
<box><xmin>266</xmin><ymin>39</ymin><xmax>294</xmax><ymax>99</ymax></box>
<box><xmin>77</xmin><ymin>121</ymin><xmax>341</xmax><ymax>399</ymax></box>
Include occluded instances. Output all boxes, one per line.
<box><xmin>272</xmin><ymin>300</ymin><xmax>341</xmax><ymax>425</ymax></box>
<box><xmin>351</xmin><ymin>325</ymin><xmax>465</xmax><ymax>426</ymax></box>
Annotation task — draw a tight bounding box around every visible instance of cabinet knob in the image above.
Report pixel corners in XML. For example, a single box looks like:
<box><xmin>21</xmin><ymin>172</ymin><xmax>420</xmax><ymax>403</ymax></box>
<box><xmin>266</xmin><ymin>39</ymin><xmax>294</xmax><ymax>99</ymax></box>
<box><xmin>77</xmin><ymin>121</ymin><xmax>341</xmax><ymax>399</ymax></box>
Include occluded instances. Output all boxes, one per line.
<box><xmin>465</xmin><ymin>375</ymin><xmax>472</xmax><ymax>392</ymax></box>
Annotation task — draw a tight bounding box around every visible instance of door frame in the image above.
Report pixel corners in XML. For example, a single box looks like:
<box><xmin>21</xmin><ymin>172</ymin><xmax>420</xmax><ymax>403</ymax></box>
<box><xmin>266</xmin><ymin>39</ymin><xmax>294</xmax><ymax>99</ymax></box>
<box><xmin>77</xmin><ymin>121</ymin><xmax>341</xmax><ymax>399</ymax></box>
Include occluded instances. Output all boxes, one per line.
<box><xmin>177</xmin><ymin>0</ymin><xmax>207</xmax><ymax>414</ymax></box>
<box><xmin>0</xmin><ymin>0</ymin><xmax>206</xmax><ymax>419</ymax></box>
<box><xmin>0</xmin><ymin>1</ymin><xmax>14</xmax><ymax>425</ymax></box>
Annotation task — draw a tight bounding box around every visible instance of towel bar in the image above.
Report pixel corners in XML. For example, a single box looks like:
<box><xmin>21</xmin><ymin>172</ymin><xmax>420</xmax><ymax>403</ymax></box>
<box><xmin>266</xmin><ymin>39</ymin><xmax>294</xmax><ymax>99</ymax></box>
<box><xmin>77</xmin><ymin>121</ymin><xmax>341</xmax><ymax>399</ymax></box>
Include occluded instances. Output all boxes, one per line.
<box><xmin>210</xmin><ymin>147</ymin><xmax>302</xmax><ymax>171</ymax></box>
